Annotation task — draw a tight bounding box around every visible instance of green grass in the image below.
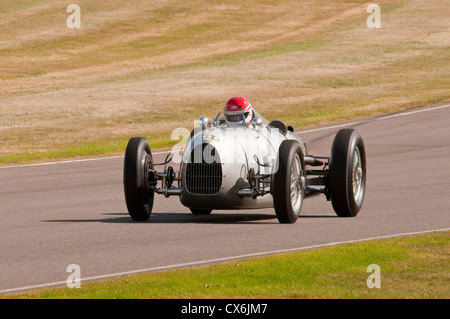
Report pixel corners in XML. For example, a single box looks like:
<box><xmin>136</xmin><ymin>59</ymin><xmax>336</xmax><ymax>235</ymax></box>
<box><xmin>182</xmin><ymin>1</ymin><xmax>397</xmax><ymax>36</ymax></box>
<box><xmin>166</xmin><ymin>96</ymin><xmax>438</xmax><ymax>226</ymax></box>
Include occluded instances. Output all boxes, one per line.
<box><xmin>4</xmin><ymin>231</ymin><xmax>449</xmax><ymax>299</ymax></box>
<box><xmin>0</xmin><ymin>0</ymin><xmax>43</xmax><ymax>12</ymax></box>
<box><xmin>0</xmin><ymin>135</ymin><xmax>179</xmax><ymax>165</ymax></box>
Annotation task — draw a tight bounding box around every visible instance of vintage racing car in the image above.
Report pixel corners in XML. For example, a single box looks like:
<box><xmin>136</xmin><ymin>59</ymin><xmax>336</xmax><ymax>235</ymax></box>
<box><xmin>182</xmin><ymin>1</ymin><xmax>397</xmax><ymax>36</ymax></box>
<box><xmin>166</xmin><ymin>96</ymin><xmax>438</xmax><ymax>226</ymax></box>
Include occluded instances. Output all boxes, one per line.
<box><xmin>123</xmin><ymin>110</ymin><xmax>366</xmax><ymax>224</ymax></box>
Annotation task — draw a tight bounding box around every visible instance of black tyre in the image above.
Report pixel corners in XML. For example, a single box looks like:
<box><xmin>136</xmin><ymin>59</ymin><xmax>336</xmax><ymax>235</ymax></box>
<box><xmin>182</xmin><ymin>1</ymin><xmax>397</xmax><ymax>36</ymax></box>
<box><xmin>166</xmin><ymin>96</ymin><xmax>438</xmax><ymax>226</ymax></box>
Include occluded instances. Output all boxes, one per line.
<box><xmin>189</xmin><ymin>208</ymin><xmax>212</xmax><ymax>215</ymax></box>
<box><xmin>123</xmin><ymin>137</ymin><xmax>154</xmax><ymax>221</ymax></box>
<box><xmin>329</xmin><ymin>129</ymin><xmax>366</xmax><ymax>217</ymax></box>
<box><xmin>272</xmin><ymin>140</ymin><xmax>306</xmax><ymax>223</ymax></box>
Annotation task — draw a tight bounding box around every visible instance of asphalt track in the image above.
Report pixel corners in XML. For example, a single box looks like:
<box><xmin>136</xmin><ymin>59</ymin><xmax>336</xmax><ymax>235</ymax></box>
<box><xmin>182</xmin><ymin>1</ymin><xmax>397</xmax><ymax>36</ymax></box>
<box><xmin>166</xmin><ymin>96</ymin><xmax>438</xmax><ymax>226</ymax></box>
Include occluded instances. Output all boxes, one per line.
<box><xmin>1</xmin><ymin>104</ymin><xmax>449</xmax><ymax>294</ymax></box>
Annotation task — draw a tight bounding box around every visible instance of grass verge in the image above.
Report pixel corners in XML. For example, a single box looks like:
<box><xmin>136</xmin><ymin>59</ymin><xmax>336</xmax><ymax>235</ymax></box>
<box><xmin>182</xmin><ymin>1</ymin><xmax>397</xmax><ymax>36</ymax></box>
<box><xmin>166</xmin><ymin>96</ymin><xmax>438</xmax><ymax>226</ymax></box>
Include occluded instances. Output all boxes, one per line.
<box><xmin>3</xmin><ymin>230</ymin><xmax>449</xmax><ymax>299</ymax></box>
<box><xmin>0</xmin><ymin>135</ymin><xmax>178</xmax><ymax>165</ymax></box>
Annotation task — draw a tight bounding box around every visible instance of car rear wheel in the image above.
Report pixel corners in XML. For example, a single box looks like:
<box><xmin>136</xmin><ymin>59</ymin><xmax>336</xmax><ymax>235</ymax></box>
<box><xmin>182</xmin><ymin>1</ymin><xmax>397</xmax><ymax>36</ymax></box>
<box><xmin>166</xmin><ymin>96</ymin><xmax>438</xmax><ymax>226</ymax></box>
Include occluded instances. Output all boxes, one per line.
<box><xmin>329</xmin><ymin>129</ymin><xmax>366</xmax><ymax>217</ymax></box>
<box><xmin>123</xmin><ymin>137</ymin><xmax>154</xmax><ymax>221</ymax></box>
<box><xmin>272</xmin><ymin>140</ymin><xmax>306</xmax><ymax>223</ymax></box>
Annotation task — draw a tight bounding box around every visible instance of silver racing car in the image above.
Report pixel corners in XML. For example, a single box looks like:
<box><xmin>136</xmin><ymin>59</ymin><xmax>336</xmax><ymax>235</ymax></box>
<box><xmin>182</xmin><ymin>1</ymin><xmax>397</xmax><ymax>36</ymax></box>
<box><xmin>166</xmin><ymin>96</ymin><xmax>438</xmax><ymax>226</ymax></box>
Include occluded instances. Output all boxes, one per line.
<box><xmin>123</xmin><ymin>111</ymin><xmax>366</xmax><ymax>224</ymax></box>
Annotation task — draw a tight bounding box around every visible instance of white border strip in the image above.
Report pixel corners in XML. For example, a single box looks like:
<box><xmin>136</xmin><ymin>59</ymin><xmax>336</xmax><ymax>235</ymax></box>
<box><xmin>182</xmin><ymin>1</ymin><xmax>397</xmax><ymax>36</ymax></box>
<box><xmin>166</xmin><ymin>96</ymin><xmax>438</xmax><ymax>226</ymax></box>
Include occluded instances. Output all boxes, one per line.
<box><xmin>0</xmin><ymin>155</ymin><xmax>124</xmax><ymax>169</ymax></box>
<box><xmin>1</xmin><ymin>103</ymin><xmax>449</xmax><ymax>169</ymax></box>
<box><xmin>0</xmin><ymin>152</ymin><xmax>164</xmax><ymax>169</ymax></box>
<box><xmin>377</xmin><ymin>103</ymin><xmax>450</xmax><ymax>120</ymax></box>
<box><xmin>297</xmin><ymin>103</ymin><xmax>450</xmax><ymax>134</ymax></box>
<box><xmin>1</xmin><ymin>228</ymin><xmax>449</xmax><ymax>295</ymax></box>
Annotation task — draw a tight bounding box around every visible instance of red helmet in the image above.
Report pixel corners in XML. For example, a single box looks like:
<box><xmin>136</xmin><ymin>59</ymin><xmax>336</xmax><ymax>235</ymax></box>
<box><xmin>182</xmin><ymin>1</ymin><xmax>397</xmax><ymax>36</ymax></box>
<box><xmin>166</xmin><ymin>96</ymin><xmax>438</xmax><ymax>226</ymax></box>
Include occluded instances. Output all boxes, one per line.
<box><xmin>223</xmin><ymin>96</ymin><xmax>254</xmax><ymax>125</ymax></box>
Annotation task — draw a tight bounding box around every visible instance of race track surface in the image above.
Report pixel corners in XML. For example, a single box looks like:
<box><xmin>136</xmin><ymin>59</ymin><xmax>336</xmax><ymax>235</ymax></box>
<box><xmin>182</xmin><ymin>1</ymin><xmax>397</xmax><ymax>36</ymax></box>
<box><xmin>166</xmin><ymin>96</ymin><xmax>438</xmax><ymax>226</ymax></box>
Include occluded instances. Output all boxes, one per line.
<box><xmin>1</xmin><ymin>104</ymin><xmax>449</xmax><ymax>293</ymax></box>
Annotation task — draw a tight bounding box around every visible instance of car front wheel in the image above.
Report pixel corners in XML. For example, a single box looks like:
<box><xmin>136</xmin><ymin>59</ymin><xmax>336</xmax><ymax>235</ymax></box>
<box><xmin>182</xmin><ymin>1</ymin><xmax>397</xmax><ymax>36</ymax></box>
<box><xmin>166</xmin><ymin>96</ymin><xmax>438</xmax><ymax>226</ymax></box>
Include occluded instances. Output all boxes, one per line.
<box><xmin>123</xmin><ymin>137</ymin><xmax>154</xmax><ymax>221</ymax></box>
<box><xmin>272</xmin><ymin>140</ymin><xmax>306</xmax><ymax>224</ymax></box>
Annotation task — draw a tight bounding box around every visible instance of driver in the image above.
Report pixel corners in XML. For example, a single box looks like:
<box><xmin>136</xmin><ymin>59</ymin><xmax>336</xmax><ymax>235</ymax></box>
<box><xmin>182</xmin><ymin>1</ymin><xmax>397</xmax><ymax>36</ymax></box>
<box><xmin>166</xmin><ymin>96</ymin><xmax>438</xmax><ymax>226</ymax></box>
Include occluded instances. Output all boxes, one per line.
<box><xmin>223</xmin><ymin>96</ymin><xmax>255</xmax><ymax>125</ymax></box>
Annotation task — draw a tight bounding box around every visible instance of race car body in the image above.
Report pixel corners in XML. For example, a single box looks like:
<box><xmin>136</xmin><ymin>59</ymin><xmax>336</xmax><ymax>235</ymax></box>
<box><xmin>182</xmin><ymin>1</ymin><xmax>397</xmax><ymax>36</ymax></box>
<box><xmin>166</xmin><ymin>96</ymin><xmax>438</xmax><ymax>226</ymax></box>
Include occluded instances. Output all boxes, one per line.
<box><xmin>123</xmin><ymin>111</ymin><xmax>366</xmax><ymax>223</ymax></box>
<box><xmin>179</xmin><ymin>111</ymin><xmax>305</xmax><ymax>211</ymax></box>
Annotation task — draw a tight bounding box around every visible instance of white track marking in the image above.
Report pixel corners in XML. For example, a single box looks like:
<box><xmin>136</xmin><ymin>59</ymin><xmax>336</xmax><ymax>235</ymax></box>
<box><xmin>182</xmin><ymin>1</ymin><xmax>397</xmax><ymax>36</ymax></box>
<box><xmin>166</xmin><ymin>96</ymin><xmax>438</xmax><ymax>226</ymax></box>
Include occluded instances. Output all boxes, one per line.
<box><xmin>0</xmin><ymin>103</ymin><xmax>449</xmax><ymax>170</ymax></box>
<box><xmin>296</xmin><ymin>120</ymin><xmax>366</xmax><ymax>134</ymax></box>
<box><xmin>0</xmin><ymin>151</ymin><xmax>165</xmax><ymax>169</ymax></box>
<box><xmin>296</xmin><ymin>103</ymin><xmax>450</xmax><ymax>134</ymax></box>
<box><xmin>376</xmin><ymin>103</ymin><xmax>450</xmax><ymax>120</ymax></box>
<box><xmin>1</xmin><ymin>228</ymin><xmax>448</xmax><ymax>294</ymax></box>
<box><xmin>0</xmin><ymin>155</ymin><xmax>124</xmax><ymax>169</ymax></box>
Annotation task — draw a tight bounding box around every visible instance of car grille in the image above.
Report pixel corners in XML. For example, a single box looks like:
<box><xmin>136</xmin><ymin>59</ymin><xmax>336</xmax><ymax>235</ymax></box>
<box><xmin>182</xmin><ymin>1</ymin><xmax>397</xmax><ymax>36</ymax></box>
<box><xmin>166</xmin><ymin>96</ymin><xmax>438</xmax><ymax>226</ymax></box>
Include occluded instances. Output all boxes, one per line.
<box><xmin>185</xmin><ymin>143</ymin><xmax>222</xmax><ymax>195</ymax></box>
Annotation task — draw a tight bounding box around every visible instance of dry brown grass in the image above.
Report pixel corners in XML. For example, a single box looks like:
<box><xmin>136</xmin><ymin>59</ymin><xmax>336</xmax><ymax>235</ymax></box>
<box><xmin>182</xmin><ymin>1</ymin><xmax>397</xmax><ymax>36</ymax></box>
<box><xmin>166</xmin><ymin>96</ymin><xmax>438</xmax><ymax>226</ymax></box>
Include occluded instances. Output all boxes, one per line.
<box><xmin>0</xmin><ymin>0</ymin><xmax>449</xmax><ymax>163</ymax></box>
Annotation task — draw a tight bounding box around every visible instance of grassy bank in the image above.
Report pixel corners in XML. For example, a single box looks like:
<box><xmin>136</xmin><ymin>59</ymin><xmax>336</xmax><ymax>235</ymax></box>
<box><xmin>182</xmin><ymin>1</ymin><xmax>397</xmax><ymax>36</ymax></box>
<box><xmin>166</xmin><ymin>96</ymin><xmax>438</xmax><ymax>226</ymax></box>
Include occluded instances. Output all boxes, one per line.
<box><xmin>0</xmin><ymin>0</ymin><xmax>449</xmax><ymax>165</ymax></box>
<box><xmin>3</xmin><ymin>230</ymin><xmax>449</xmax><ymax>299</ymax></box>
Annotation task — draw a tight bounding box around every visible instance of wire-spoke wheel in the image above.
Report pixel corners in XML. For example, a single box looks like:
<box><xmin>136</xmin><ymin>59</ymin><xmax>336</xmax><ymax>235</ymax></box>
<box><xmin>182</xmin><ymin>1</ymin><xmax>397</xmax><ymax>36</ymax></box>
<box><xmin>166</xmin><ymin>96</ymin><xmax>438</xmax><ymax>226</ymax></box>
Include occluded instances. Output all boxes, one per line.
<box><xmin>123</xmin><ymin>137</ymin><xmax>154</xmax><ymax>221</ymax></box>
<box><xmin>329</xmin><ymin>129</ymin><xmax>366</xmax><ymax>217</ymax></box>
<box><xmin>272</xmin><ymin>140</ymin><xmax>305</xmax><ymax>223</ymax></box>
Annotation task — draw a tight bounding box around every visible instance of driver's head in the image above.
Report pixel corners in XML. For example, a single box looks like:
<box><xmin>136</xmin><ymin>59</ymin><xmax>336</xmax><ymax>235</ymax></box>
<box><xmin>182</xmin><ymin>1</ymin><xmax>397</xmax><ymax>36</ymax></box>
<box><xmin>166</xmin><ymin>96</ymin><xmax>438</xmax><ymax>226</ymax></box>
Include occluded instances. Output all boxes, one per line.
<box><xmin>223</xmin><ymin>96</ymin><xmax>253</xmax><ymax>125</ymax></box>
